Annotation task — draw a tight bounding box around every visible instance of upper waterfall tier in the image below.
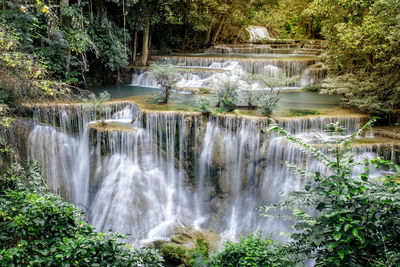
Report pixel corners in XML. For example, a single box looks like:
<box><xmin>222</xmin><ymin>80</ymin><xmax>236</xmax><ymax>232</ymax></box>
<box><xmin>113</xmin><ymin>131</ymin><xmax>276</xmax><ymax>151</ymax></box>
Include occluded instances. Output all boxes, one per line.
<box><xmin>155</xmin><ymin>55</ymin><xmax>316</xmax><ymax>76</ymax></box>
<box><xmin>246</xmin><ymin>26</ymin><xmax>272</xmax><ymax>42</ymax></box>
<box><xmin>132</xmin><ymin>54</ymin><xmax>323</xmax><ymax>88</ymax></box>
<box><xmin>205</xmin><ymin>43</ymin><xmax>324</xmax><ymax>56</ymax></box>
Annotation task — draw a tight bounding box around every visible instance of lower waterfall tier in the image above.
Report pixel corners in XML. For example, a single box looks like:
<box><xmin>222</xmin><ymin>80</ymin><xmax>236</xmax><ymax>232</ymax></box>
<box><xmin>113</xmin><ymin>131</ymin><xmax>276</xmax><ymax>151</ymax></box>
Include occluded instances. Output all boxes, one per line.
<box><xmin>8</xmin><ymin>102</ymin><xmax>400</xmax><ymax>246</ymax></box>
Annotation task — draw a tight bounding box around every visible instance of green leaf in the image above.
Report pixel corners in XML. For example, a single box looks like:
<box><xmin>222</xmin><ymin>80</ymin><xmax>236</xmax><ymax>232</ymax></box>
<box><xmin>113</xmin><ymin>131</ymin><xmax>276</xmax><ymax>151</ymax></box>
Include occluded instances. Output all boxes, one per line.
<box><xmin>360</xmin><ymin>173</ymin><xmax>369</xmax><ymax>181</ymax></box>
<box><xmin>333</xmin><ymin>232</ymin><xmax>342</xmax><ymax>241</ymax></box>
<box><xmin>305</xmin><ymin>182</ymin><xmax>311</xmax><ymax>191</ymax></box>
<box><xmin>352</xmin><ymin>229</ymin><xmax>358</xmax><ymax>238</ymax></box>
<box><xmin>328</xmin><ymin>242</ymin><xmax>338</xmax><ymax>251</ymax></box>
<box><xmin>344</xmin><ymin>224</ymin><xmax>351</xmax><ymax>232</ymax></box>
<box><xmin>338</xmin><ymin>250</ymin><xmax>345</xmax><ymax>260</ymax></box>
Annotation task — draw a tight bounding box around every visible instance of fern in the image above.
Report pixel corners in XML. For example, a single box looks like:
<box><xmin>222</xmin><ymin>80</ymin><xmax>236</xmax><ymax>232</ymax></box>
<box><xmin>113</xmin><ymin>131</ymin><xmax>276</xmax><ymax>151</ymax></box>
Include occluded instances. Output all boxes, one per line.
<box><xmin>260</xmin><ymin>118</ymin><xmax>400</xmax><ymax>266</ymax></box>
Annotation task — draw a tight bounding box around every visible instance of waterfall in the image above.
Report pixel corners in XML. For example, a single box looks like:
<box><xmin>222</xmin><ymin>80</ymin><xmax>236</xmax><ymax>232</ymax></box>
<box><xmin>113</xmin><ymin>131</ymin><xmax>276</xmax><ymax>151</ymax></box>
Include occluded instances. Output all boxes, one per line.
<box><xmin>89</xmin><ymin>124</ymin><xmax>194</xmax><ymax>245</ymax></box>
<box><xmin>205</xmin><ymin>44</ymin><xmax>273</xmax><ymax>54</ymax></box>
<box><xmin>16</xmin><ymin>102</ymin><xmax>396</xmax><ymax>246</ymax></box>
<box><xmin>246</xmin><ymin>26</ymin><xmax>271</xmax><ymax>42</ymax></box>
<box><xmin>28</xmin><ymin>125</ymin><xmax>80</xmax><ymax>199</ymax></box>
<box><xmin>131</xmin><ymin>36</ymin><xmax>326</xmax><ymax>90</ymax></box>
<box><xmin>27</xmin><ymin>103</ymin><xmax>136</xmax><ymax>208</ymax></box>
<box><xmin>131</xmin><ymin>71</ymin><xmax>158</xmax><ymax>88</ymax></box>
<box><xmin>157</xmin><ymin>56</ymin><xmax>314</xmax><ymax>78</ymax></box>
<box><xmin>192</xmin><ymin>114</ymin><xmax>393</xmax><ymax>241</ymax></box>
<box><xmin>299</xmin><ymin>63</ymin><xmax>328</xmax><ymax>87</ymax></box>
<box><xmin>132</xmin><ymin>56</ymin><xmax>316</xmax><ymax>88</ymax></box>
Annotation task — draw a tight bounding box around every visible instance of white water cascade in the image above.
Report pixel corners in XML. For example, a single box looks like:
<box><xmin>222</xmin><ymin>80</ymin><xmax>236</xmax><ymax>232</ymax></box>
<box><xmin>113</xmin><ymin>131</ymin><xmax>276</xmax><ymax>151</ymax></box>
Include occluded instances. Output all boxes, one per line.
<box><xmin>246</xmin><ymin>26</ymin><xmax>271</xmax><ymax>42</ymax></box>
<box><xmin>16</xmin><ymin>102</ymin><xmax>396</xmax><ymax>246</ymax></box>
<box><xmin>90</xmin><ymin>125</ymin><xmax>195</xmax><ymax>244</ymax></box>
<box><xmin>132</xmin><ymin>56</ymin><xmax>316</xmax><ymax>89</ymax></box>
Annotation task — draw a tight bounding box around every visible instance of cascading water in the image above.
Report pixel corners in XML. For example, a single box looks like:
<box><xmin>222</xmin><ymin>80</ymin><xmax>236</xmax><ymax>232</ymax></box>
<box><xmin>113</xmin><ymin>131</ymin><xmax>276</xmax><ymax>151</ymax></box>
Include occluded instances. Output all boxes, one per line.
<box><xmin>299</xmin><ymin>63</ymin><xmax>328</xmax><ymax>87</ymax></box>
<box><xmin>246</xmin><ymin>26</ymin><xmax>271</xmax><ymax>42</ymax></box>
<box><xmin>15</xmin><ymin>101</ymin><xmax>396</xmax><ymax>247</ymax></box>
<box><xmin>131</xmin><ymin>31</ymin><xmax>326</xmax><ymax>90</ymax></box>
<box><xmin>132</xmin><ymin>56</ymin><xmax>316</xmax><ymax>88</ymax></box>
<box><xmin>89</xmin><ymin>124</ymin><xmax>195</xmax><ymax>245</ymax></box>
<box><xmin>26</xmin><ymin>103</ymin><xmax>136</xmax><ymax>206</ymax></box>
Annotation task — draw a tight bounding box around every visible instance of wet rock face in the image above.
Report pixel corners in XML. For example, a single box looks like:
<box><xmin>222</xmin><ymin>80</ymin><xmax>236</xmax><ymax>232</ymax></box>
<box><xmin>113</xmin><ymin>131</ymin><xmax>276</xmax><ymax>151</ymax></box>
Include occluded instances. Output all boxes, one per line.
<box><xmin>6</xmin><ymin>119</ymin><xmax>34</xmax><ymax>160</ymax></box>
<box><xmin>150</xmin><ymin>226</ymin><xmax>220</xmax><ymax>266</ymax></box>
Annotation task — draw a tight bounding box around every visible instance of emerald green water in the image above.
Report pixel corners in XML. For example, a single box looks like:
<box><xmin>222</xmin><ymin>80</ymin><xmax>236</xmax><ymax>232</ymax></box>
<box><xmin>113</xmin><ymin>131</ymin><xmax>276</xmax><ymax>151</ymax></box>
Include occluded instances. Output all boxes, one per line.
<box><xmin>95</xmin><ymin>85</ymin><xmax>341</xmax><ymax>115</ymax></box>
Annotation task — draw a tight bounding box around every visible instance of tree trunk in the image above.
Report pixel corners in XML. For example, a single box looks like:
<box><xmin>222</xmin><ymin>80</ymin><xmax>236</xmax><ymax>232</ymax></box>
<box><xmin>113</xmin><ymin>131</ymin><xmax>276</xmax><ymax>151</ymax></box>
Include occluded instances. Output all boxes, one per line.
<box><xmin>122</xmin><ymin>0</ymin><xmax>127</xmax><ymax>56</ymax></box>
<box><xmin>233</xmin><ymin>25</ymin><xmax>245</xmax><ymax>44</ymax></box>
<box><xmin>61</xmin><ymin>0</ymin><xmax>71</xmax><ymax>73</ymax></box>
<box><xmin>141</xmin><ymin>18</ymin><xmax>150</xmax><ymax>66</ymax></box>
<box><xmin>182</xmin><ymin>12</ymin><xmax>188</xmax><ymax>50</ymax></box>
<box><xmin>307</xmin><ymin>19</ymin><xmax>313</xmax><ymax>37</ymax></box>
<box><xmin>117</xmin><ymin>70</ymin><xmax>121</xmax><ymax>84</ymax></box>
<box><xmin>233</xmin><ymin>17</ymin><xmax>249</xmax><ymax>44</ymax></box>
<box><xmin>296</xmin><ymin>19</ymin><xmax>303</xmax><ymax>37</ymax></box>
<box><xmin>148</xmin><ymin>33</ymin><xmax>151</xmax><ymax>55</ymax></box>
<box><xmin>132</xmin><ymin>30</ymin><xmax>137</xmax><ymax>65</ymax></box>
<box><xmin>211</xmin><ymin>16</ymin><xmax>225</xmax><ymax>45</ymax></box>
<box><xmin>182</xmin><ymin>25</ymin><xmax>188</xmax><ymax>50</ymax></box>
<box><xmin>204</xmin><ymin>22</ymin><xmax>213</xmax><ymax>46</ymax></box>
<box><xmin>66</xmin><ymin>48</ymin><xmax>71</xmax><ymax>73</ymax></box>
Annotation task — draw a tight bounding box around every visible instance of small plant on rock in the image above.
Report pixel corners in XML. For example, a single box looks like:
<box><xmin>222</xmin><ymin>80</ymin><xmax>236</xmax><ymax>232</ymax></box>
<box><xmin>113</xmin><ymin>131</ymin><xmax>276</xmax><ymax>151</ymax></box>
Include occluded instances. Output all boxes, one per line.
<box><xmin>240</xmin><ymin>74</ymin><xmax>262</xmax><ymax>109</ymax></box>
<box><xmin>149</xmin><ymin>61</ymin><xmax>182</xmax><ymax>104</ymax></box>
<box><xmin>214</xmin><ymin>75</ymin><xmax>239</xmax><ymax>112</ymax></box>
<box><xmin>257</xmin><ymin>89</ymin><xmax>281</xmax><ymax>116</ymax></box>
<box><xmin>196</xmin><ymin>96</ymin><xmax>212</xmax><ymax>115</ymax></box>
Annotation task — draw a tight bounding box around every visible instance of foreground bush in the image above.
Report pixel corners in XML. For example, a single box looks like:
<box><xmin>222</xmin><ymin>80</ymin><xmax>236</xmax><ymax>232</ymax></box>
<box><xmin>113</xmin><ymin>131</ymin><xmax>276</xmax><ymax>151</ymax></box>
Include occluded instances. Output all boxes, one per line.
<box><xmin>209</xmin><ymin>232</ymin><xmax>289</xmax><ymax>266</ymax></box>
<box><xmin>261</xmin><ymin>119</ymin><xmax>400</xmax><ymax>266</ymax></box>
<box><xmin>0</xmin><ymin>161</ymin><xmax>163</xmax><ymax>266</ymax></box>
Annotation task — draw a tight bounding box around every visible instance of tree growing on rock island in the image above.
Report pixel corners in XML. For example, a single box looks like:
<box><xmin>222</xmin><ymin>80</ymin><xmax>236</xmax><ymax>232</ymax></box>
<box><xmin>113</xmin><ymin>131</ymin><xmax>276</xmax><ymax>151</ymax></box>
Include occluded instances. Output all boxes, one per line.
<box><xmin>149</xmin><ymin>61</ymin><xmax>182</xmax><ymax>104</ymax></box>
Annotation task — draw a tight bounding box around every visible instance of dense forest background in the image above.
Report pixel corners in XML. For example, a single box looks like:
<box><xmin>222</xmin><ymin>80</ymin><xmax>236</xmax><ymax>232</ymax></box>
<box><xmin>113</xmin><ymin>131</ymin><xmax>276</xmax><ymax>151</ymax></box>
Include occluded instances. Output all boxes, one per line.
<box><xmin>1</xmin><ymin>0</ymin><xmax>399</xmax><ymax>115</ymax></box>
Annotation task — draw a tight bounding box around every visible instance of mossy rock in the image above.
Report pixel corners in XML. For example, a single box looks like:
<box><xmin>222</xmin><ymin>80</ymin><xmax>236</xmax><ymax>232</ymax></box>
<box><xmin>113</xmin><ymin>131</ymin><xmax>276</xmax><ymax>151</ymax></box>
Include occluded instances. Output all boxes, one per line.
<box><xmin>287</xmin><ymin>109</ymin><xmax>320</xmax><ymax>117</ymax></box>
<box><xmin>199</xmin><ymin>87</ymin><xmax>211</xmax><ymax>94</ymax></box>
<box><xmin>153</xmin><ymin>227</ymin><xmax>220</xmax><ymax>266</ymax></box>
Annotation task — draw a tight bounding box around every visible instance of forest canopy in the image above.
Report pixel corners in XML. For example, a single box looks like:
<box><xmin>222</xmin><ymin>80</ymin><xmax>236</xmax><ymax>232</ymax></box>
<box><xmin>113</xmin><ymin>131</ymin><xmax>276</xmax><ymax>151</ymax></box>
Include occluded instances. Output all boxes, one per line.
<box><xmin>1</xmin><ymin>0</ymin><xmax>400</xmax><ymax>112</ymax></box>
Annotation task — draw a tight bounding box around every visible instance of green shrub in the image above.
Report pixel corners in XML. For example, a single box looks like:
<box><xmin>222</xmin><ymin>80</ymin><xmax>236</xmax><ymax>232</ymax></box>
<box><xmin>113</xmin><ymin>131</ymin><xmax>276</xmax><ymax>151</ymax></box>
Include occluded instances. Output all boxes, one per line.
<box><xmin>258</xmin><ymin>90</ymin><xmax>281</xmax><ymax>116</ymax></box>
<box><xmin>238</xmin><ymin>73</ymin><xmax>292</xmax><ymax>116</ymax></box>
<box><xmin>82</xmin><ymin>91</ymin><xmax>112</xmax><ymax>117</ymax></box>
<box><xmin>160</xmin><ymin>244</ymin><xmax>189</xmax><ymax>264</ymax></box>
<box><xmin>208</xmin><ymin>232</ymin><xmax>290</xmax><ymax>266</ymax></box>
<box><xmin>0</xmin><ymin>105</ymin><xmax>13</xmax><ymax>129</ymax></box>
<box><xmin>0</xmin><ymin>161</ymin><xmax>164</xmax><ymax>266</ymax></box>
<box><xmin>159</xmin><ymin>238</ymin><xmax>210</xmax><ymax>266</ymax></box>
<box><xmin>215</xmin><ymin>78</ymin><xmax>239</xmax><ymax>112</ymax></box>
<box><xmin>261</xmin><ymin>119</ymin><xmax>400</xmax><ymax>266</ymax></box>
<box><xmin>0</xmin><ymin>160</ymin><xmax>47</xmax><ymax>193</ymax></box>
<box><xmin>213</xmin><ymin>107</ymin><xmax>228</xmax><ymax>115</ymax></box>
<box><xmin>239</xmin><ymin>74</ymin><xmax>263</xmax><ymax>110</ymax></box>
<box><xmin>196</xmin><ymin>96</ymin><xmax>212</xmax><ymax>114</ymax></box>
<box><xmin>149</xmin><ymin>61</ymin><xmax>182</xmax><ymax>104</ymax></box>
<box><xmin>0</xmin><ymin>90</ymin><xmax>11</xmax><ymax>105</ymax></box>
<box><xmin>307</xmin><ymin>0</ymin><xmax>400</xmax><ymax>115</ymax></box>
